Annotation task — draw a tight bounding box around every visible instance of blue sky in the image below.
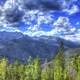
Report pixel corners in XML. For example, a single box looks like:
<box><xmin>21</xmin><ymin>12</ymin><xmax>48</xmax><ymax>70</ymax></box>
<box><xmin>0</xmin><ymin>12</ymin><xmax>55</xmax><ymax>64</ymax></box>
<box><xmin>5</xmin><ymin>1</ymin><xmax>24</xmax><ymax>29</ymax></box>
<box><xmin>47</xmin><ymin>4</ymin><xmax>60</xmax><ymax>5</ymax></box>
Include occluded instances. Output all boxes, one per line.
<box><xmin>0</xmin><ymin>0</ymin><xmax>80</xmax><ymax>42</ymax></box>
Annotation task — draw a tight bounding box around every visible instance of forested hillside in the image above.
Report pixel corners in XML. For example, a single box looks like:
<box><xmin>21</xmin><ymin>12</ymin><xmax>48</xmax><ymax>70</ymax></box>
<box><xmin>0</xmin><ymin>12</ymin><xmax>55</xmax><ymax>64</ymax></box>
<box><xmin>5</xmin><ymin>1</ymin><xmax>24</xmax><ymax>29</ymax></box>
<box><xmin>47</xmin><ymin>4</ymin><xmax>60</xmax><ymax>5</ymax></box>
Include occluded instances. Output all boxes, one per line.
<box><xmin>0</xmin><ymin>42</ymin><xmax>80</xmax><ymax>80</ymax></box>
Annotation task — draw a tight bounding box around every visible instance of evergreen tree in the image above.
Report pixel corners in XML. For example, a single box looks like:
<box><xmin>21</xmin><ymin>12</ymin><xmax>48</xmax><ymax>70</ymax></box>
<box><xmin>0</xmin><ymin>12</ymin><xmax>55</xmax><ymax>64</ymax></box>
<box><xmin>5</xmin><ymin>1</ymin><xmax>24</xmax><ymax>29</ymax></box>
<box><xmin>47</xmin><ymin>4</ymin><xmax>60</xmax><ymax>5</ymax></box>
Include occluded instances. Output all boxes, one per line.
<box><xmin>24</xmin><ymin>56</ymin><xmax>33</xmax><ymax>80</ymax></box>
<box><xmin>41</xmin><ymin>59</ymin><xmax>51</xmax><ymax>80</ymax></box>
<box><xmin>0</xmin><ymin>58</ymin><xmax>8</xmax><ymax>80</ymax></box>
<box><xmin>32</xmin><ymin>57</ymin><xmax>41</xmax><ymax>80</ymax></box>
<box><xmin>73</xmin><ymin>55</ymin><xmax>80</xmax><ymax>80</ymax></box>
<box><xmin>53</xmin><ymin>41</ymin><xmax>66</xmax><ymax>80</ymax></box>
<box><xmin>8</xmin><ymin>60</ymin><xmax>21</xmax><ymax>80</ymax></box>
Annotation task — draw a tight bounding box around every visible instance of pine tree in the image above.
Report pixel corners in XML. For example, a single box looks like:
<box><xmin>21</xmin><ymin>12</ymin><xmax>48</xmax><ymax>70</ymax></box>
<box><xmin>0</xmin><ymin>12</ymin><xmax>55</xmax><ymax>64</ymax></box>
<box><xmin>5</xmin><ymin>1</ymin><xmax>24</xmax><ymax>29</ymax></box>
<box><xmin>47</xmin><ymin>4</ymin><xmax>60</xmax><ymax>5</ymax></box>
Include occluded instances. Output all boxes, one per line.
<box><xmin>24</xmin><ymin>56</ymin><xmax>33</xmax><ymax>80</ymax></box>
<box><xmin>18</xmin><ymin>64</ymin><xmax>25</xmax><ymax>80</ymax></box>
<box><xmin>32</xmin><ymin>57</ymin><xmax>41</xmax><ymax>80</ymax></box>
<box><xmin>41</xmin><ymin>59</ymin><xmax>51</xmax><ymax>80</ymax></box>
<box><xmin>53</xmin><ymin>41</ymin><xmax>66</xmax><ymax>80</ymax></box>
<box><xmin>73</xmin><ymin>55</ymin><xmax>80</xmax><ymax>80</ymax></box>
<box><xmin>8</xmin><ymin>60</ymin><xmax>21</xmax><ymax>80</ymax></box>
<box><xmin>0</xmin><ymin>58</ymin><xmax>8</xmax><ymax>80</ymax></box>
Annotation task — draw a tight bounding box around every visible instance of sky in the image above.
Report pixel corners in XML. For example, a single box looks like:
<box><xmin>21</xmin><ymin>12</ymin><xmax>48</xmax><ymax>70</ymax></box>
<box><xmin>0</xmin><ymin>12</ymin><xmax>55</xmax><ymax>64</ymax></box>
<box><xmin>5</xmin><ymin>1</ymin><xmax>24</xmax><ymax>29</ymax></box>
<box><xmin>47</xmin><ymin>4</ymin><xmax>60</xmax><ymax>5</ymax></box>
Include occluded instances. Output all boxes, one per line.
<box><xmin>0</xmin><ymin>0</ymin><xmax>80</xmax><ymax>42</ymax></box>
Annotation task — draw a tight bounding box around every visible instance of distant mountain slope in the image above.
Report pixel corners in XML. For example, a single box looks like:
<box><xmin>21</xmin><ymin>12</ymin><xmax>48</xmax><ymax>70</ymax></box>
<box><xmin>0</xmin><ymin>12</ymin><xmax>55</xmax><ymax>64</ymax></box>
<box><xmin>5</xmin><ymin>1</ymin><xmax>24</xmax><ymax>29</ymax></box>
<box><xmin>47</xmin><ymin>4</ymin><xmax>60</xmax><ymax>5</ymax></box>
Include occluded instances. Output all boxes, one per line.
<box><xmin>0</xmin><ymin>32</ymin><xmax>80</xmax><ymax>63</ymax></box>
<box><xmin>65</xmin><ymin>48</ymin><xmax>80</xmax><ymax>57</ymax></box>
<box><xmin>0</xmin><ymin>34</ymin><xmax>58</xmax><ymax>63</ymax></box>
<box><xmin>0</xmin><ymin>31</ymin><xmax>23</xmax><ymax>40</ymax></box>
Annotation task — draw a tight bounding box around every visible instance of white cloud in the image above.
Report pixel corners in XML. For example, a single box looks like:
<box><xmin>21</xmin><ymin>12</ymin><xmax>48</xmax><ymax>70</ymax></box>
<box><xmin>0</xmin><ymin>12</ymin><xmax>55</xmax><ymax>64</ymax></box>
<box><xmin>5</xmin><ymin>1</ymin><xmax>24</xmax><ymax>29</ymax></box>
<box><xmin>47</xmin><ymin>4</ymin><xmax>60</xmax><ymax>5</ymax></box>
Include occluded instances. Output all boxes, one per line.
<box><xmin>53</xmin><ymin>16</ymin><xmax>76</xmax><ymax>33</ymax></box>
<box><xmin>23</xmin><ymin>15</ymin><xmax>80</xmax><ymax>43</ymax></box>
<box><xmin>24</xmin><ymin>30</ymin><xmax>57</xmax><ymax>37</ymax></box>
<box><xmin>0</xmin><ymin>0</ymin><xmax>80</xmax><ymax>43</ymax></box>
<box><xmin>23</xmin><ymin>26</ymin><xmax>80</xmax><ymax>43</ymax></box>
<box><xmin>76</xmin><ymin>22</ymin><xmax>80</xmax><ymax>25</ymax></box>
<box><xmin>60</xmin><ymin>34</ymin><xmax>80</xmax><ymax>43</ymax></box>
<box><xmin>53</xmin><ymin>16</ymin><xmax>70</xmax><ymax>28</ymax></box>
<box><xmin>59</xmin><ymin>28</ymin><xmax>80</xmax><ymax>43</ymax></box>
<box><xmin>24</xmin><ymin>30</ymin><xmax>45</xmax><ymax>37</ymax></box>
<box><xmin>70</xmin><ymin>27</ymin><xmax>76</xmax><ymax>32</ymax></box>
<box><xmin>23</xmin><ymin>10</ymin><xmax>54</xmax><ymax>32</ymax></box>
<box><xmin>27</xmin><ymin>25</ymin><xmax>40</xmax><ymax>31</ymax></box>
<box><xmin>0</xmin><ymin>26</ymin><xmax>21</xmax><ymax>32</ymax></box>
<box><xmin>23</xmin><ymin>10</ymin><xmax>53</xmax><ymax>25</ymax></box>
<box><xmin>23</xmin><ymin>16</ymin><xmax>77</xmax><ymax>37</ymax></box>
<box><xmin>63</xmin><ymin>5</ymin><xmax>79</xmax><ymax>15</ymax></box>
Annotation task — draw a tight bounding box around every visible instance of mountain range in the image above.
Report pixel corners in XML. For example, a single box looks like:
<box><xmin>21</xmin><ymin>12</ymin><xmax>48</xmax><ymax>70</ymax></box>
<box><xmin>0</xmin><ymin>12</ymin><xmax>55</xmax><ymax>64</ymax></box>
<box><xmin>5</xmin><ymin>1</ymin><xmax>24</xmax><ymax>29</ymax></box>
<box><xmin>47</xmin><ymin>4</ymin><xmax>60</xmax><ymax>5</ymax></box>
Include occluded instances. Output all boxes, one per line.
<box><xmin>0</xmin><ymin>31</ymin><xmax>80</xmax><ymax>63</ymax></box>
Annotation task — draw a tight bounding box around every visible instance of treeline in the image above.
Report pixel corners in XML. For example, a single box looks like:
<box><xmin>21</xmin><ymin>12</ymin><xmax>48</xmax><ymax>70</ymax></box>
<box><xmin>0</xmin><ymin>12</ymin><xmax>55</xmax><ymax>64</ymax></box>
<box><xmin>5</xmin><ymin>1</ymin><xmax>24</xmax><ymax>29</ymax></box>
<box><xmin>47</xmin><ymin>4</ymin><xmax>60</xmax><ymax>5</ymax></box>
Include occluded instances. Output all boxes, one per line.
<box><xmin>0</xmin><ymin>42</ymin><xmax>80</xmax><ymax>80</ymax></box>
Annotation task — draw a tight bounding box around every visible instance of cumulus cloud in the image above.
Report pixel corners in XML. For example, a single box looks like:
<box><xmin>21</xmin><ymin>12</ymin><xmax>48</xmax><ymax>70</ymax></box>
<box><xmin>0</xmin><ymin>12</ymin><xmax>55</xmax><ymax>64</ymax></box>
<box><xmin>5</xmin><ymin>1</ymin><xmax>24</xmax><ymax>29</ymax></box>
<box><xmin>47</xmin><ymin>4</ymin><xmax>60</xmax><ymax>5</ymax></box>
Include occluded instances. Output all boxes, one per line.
<box><xmin>63</xmin><ymin>4</ymin><xmax>79</xmax><ymax>15</ymax></box>
<box><xmin>0</xmin><ymin>0</ymin><xmax>79</xmax><ymax>43</ymax></box>
<box><xmin>23</xmin><ymin>10</ymin><xmax>54</xmax><ymax>31</ymax></box>
<box><xmin>53</xmin><ymin>16</ymin><xmax>76</xmax><ymax>33</ymax></box>
<box><xmin>23</xmin><ymin>16</ymin><xmax>77</xmax><ymax>37</ymax></box>
<box><xmin>0</xmin><ymin>0</ymin><xmax>57</xmax><ymax>28</ymax></box>
<box><xmin>0</xmin><ymin>0</ymin><xmax>70</xmax><ymax>22</ymax></box>
<box><xmin>0</xmin><ymin>0</ymin><xmax>73</xmax><ymax>30</ymax></box>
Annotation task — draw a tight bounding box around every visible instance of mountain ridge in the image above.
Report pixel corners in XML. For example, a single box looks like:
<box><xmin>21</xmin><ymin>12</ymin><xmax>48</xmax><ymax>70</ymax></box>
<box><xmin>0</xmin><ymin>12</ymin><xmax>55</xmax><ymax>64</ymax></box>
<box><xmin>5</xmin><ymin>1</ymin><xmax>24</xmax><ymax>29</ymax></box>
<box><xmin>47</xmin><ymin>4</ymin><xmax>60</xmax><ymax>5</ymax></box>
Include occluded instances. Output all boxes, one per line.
<box><xmin>0</xmin><ymin>31</ymin><xmax>80</xmax><ymax>63</ymax></box>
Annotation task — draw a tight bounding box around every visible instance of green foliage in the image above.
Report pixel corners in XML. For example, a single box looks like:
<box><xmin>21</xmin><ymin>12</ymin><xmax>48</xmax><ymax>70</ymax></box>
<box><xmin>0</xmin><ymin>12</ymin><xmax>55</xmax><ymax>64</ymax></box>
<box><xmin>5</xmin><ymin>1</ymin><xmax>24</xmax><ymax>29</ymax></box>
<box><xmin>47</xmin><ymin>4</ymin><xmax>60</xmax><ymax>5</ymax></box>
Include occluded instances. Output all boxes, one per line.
<box><xmin>0</xmin><ymin>42</ymin><xmax>80</xmax><ymax>80</ymax></box>
<box><xmin>53</xmin><ymin>41</ymin><xmax>65</xmax><ymax>80</ymax></box>
<box><xmin>0</xmin><ymin>58</ymin><xmax>8</xmax><ymax>80</ymax></box>
<box><xmin>41</xmin><ymin>60</ymin><xmax>52</xmax><ymax>80</ymax></box>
